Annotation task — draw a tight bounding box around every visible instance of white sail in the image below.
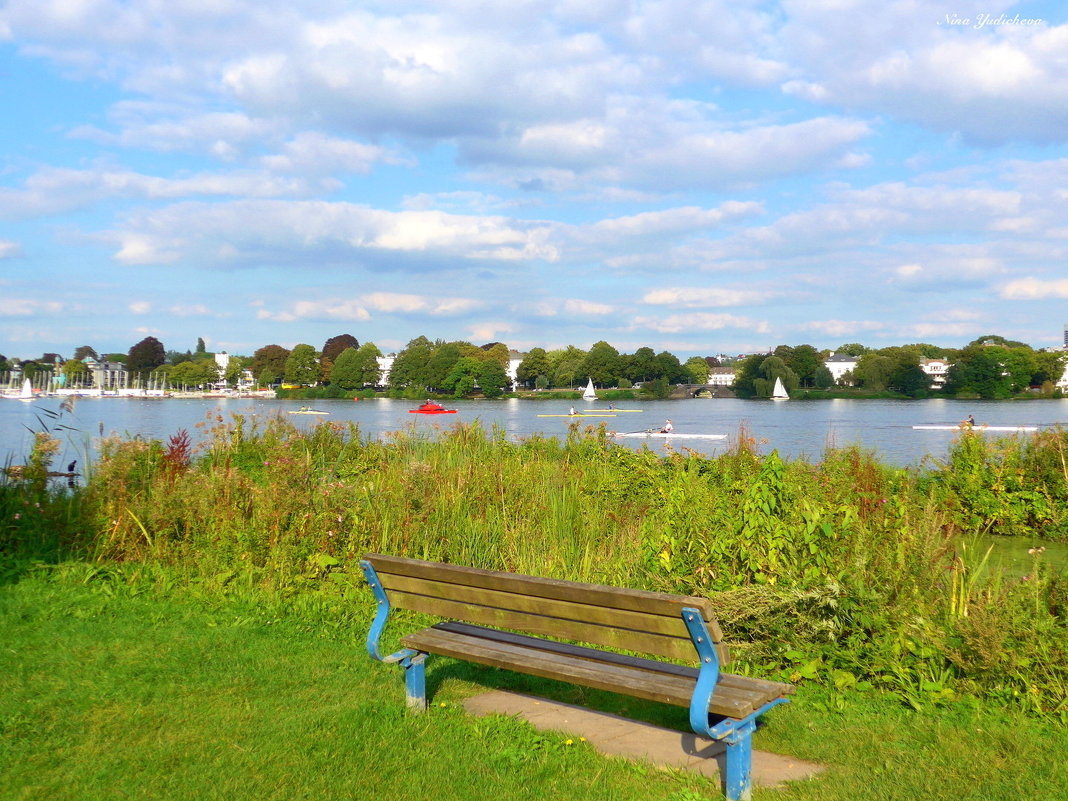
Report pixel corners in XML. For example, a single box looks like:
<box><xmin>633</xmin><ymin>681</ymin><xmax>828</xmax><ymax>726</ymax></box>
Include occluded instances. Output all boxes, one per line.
<box><xmin>771</xmin><ymin>376</ymin><xmax>789</xmax><ymax>401</ymax></box>
<box><xmin>582</xmin><ymin>377</ymin><xmax>596</xmax><ymax>401</ymax></box>
<box><xmin>5</xmin><ymin>378</ymin><xmax>35</xmax><ymax>402</ymax></box>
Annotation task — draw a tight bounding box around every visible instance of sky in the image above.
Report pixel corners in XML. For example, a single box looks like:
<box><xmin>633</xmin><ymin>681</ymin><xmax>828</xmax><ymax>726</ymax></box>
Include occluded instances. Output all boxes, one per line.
<box><xmin>2</xmin><ymin>0</ymin><xmax>1068</xmax><ymax>362</ymax></box>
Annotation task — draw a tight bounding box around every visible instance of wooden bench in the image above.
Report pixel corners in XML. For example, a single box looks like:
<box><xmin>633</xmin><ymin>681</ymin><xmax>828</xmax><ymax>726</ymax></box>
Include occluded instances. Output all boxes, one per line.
<box><xmin>360</xmin><ymin>554</ymin><xmax>793</xmax><ymax>801</ymax></box>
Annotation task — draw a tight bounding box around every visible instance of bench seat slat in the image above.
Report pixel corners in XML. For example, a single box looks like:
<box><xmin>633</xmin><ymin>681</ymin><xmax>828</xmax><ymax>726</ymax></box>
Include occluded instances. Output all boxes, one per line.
<box><xmin>403</xmin><ymin>625</ymin><xmax>785</xmax><ymax>719</ymax></box>
<box><xmin>366</xmin><ymin>553</ymin><xmax>720</xmax><ymax>630</ymax></box>
<box><xmin>437</xmin><ymin>622</ymin><xmax>790</xmax><ymax>700</ymax></box>
<box><xmin>387</xmin><ymin>587</ymin><xmax>701</xmax><ymax>662</ymax></box>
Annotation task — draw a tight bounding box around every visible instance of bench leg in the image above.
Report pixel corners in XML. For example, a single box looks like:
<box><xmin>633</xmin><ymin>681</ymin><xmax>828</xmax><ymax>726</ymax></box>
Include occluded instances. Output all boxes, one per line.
<box><xmin>401</xmin><ymin>653</ymin><xmax>428</xmax><ymax>713</ymax></box>
<box><xmin>723</xmin><ymin>719</ymin><xmax>755</xmax><ymax>801</ymax></box>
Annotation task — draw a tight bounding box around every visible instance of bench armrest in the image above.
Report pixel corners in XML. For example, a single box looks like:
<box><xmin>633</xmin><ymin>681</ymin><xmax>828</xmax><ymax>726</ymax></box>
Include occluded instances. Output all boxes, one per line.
<box><xmin>360</xmin><ymin>560</ymin><xmax>419</xmax><ymax>664</ymax></box>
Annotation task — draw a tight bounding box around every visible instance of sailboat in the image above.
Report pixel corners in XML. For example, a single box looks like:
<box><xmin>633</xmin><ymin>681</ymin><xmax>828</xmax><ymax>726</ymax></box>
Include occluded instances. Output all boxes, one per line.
<box><xmin>771</xmin><ymin>376</ymin><xmax>789</xmax><ymax>401</ymax></box>
<box><xmin>582</xmin><ymin>377</ymin><xmax>597</xmax><ymax>401</ymax></box>
<box><xmin>7</xmin><ymin>378</ymin><xmax>35</xmax><ymax>402</ymax></box>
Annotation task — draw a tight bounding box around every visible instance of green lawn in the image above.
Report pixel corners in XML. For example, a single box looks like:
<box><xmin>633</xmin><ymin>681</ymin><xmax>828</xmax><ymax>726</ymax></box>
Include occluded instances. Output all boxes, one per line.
<box><xmin>2</xmin><ymin>564</ymin><xmax>1066</xmax><ymax>801</ymax></box>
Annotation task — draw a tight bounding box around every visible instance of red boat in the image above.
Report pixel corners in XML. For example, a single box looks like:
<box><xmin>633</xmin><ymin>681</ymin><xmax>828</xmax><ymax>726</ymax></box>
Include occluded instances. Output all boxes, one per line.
<box><xmin>409</xmin><ymin>403</ymin><xmax>457</xmax><ymax>414</ymax></box>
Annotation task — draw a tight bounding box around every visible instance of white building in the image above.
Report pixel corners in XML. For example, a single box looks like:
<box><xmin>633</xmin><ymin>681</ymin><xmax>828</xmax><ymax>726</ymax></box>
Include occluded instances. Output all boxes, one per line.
<box><xmin>376</xmin><ymin>355</ymin><xmax>395</xmax><ymax>386</ymax></box>
<box><xmin>920</xmin><ymin>358</ymin><xmax>951</xmax><ymax>388</ymax></box>
<box><xmin>824</xmin><ymin>353</ymin><xmax>859</xmax><ymax>385</ymax></box>
<box><xmin>707</xmin><ymin>367</ymin><xmax>735</xmax><ymax>386</ymax></box>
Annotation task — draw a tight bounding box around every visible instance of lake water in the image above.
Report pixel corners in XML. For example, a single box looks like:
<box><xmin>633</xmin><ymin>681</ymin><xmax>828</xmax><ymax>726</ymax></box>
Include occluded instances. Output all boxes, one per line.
<box><xmin>3</xmin><ymin>395</ymin><xmax>1067</xmax><ymax>470</ymax></box>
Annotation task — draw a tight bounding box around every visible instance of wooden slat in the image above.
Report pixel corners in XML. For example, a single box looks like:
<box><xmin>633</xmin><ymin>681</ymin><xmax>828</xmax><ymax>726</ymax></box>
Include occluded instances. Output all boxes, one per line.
<box><xmin>365</xmin><ymin>553</ymin><xmax>719</xmax><ymax>627</ymax></box>
<box><xmin>437</xmin><ymin>623</ymin><xmax>786</xmax><ymax>701</ymax></box>
<box><xmin>378</xmin><ymin>572</ymin><xmax>700</xmax><ymax>642</ymax></box>
<box><xmin>388</xmin><ymin>589</ymin><xmax>698</xmax><ymax>661</ymax></box>
<box><xmin>403</xmin><ymin>626</ymin><xmax>771</xmax><ymax>719</ymax></box>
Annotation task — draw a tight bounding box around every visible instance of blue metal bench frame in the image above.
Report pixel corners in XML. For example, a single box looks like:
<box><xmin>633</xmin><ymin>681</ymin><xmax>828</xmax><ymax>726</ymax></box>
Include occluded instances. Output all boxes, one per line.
<box><xmin>362</xmin><ymin>559</ymin><xmax>788</xmax><ymax>801</ymax></box>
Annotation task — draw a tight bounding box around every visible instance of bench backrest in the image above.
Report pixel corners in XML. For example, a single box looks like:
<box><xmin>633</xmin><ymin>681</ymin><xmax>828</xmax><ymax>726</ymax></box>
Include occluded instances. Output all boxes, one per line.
<box><xmin>364</xmin><ymin>553</ymin><xmax>729</xmax><ymax>665</ymax></box>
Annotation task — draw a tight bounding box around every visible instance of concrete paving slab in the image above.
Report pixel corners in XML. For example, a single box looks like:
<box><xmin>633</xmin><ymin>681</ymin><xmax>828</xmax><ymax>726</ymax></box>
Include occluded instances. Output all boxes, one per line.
<box><xmin>462</xmin><ymin>690</ymin><xmax>823</xmax><ymax>789</ymax></box>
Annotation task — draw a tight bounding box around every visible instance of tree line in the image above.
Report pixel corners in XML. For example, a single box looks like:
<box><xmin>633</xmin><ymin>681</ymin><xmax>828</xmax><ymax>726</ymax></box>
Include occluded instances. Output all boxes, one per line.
<box><xmin>4</xmin><ymin>332</ymin><xmax>1065</xmax><ymax>400</ymax></box>
<box><xmin>733</xmin><ymin>337</ymin><xmax>1067</xmax><ymax>399</ymax></box>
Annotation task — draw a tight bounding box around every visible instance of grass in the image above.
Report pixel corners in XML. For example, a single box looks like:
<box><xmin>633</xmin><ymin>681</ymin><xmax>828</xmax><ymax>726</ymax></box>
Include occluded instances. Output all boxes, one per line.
<box><xmin>2</xmin><ymin>564</ymin><xmax>1066</xmax><ymax>801</ymax></box>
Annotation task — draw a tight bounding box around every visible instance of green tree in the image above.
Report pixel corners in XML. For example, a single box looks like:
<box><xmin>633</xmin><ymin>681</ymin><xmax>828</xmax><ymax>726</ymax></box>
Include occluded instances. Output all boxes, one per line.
<box><xmin>854</xmin><ymin>353</ymin><xmax>895</xmax><ymax>391</ymax></box>
<box><xmin>581</xmin><ymin>341</ymin><xmax>621</xmax><ymax>387</ymax></box>
<box><xmin>321</xmin><ymin>334</ymin><xmax>360</xmax><ymax>383</ymax></box>
<box><xmin>284</xmin><ymin>344</ymin><xmax>321</xmax><ymax>385</ymax></box>
<box><xmin>624</xmin><ymin>347</ymin><xmax>661</xmax><ymax>383</ymax></box>
<box><xmin>389</xmin><ymin>336</ymin><xmax>435</xmax><ymax>391</ymax></box>
<box><xmin>516</xmin><ymin>348</ymin><xmax>550</xmax><ymax>389</ymax></box>
<box><xmin>478</xmin><ymin>342</ymin><xmax>511</xmax><ymax>367</ymax></box>
<box><xmin>442</xmin><ymin>357</ymin><xmax>483</xmax><ymax>397</ymax></box>
<box><xmin>353</xmin><ymin>342</ymin><xmax>383</xmax><ymax>387</ymax></box>
<box><xmin>478</xmin><ymin>360</ymin><xmax>510</xmax><ymax>398</ymax></box>
<box><xmin>684</xmin><ymin>356</ymin><xmax>710</xmax><ymax>384</ymax></box>
<box><xmin>330</xmin><ymin>347</ymin><xmax>365</xmax><ymax>390</ymax></box>
<box><xmin>656</xmin><ymin>351</ymin><xmax>688</xmax><ymax>384</ymax></box>
<box><xmin>813</xmin><ymin>365</ymin><xmax>834</xmax><ymax>389</ymax></box>
<box><xmin>168</xmin><ymin>359</ymin><xmax>220</xmax><ymax>388</ymax></box>
<box><xmin>547</xmin><ymin>346</ymin><xmax>586</xmax><ymax>388</ymax></box>
<box><xmin>835</xmin><ymin>343</ymin><xmax>869</xmax><ymax>357</ymax></box>
<box><xmin>945</xmin><ymin>342</ymin><xmax>1037</xmax><ymax>398</ymax></box>
<box><xmin>73</xmin><ymin>345</ymin><xmax>99</xmax><ymax>361</ymax></box>
<box><xmin>127</xmin><ymin>336</ymin><xmax>165</xmax><ymax>374</ymax></box>
<box><xmin>61</xmin><ymin>359</ymin><xmax>88</xmax><ymax>386</ymax></box>
<box><xmin>250</xmin><ymin>345</ymin><xmax>290</xmax><ymax>385</ymax></box>
<box><xmin>732</xmin><ymin>354</ymin><xmax>766</xmax><ymax>399</ymax></box>
<box><xmin>224</xmin><ymin>355</ymin><xmax>250</xmax><ymax>384</ymax></box>
<box><xmin>785</xmin><ymin>344</ymin><xmax>821</xmax><ymax>388</ymax></box>
<box><xmin>426</xmin><ymin>342</ymin><xmax>465</xmax><ymax>391</ymax></box>
<box><xmin>196</xmin><ymin>337</ymin><xmax>206</xmax><ymax>354</ymax></box>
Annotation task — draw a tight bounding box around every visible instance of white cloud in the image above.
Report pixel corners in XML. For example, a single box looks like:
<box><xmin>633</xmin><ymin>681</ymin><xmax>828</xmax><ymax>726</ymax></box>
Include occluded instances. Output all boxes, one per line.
<box><xmin>167</xmin><ymin>304</ymin><xmax>210</xmax><ymax>316</ymax></box>
<box><xmin>0</xmin><ymin>240</ymin><xmax>21</xmax><ymax>258</ymax></box>
<box><xmin>642</xmin><ymin>287</ymin><xmax>768</xmax><ymax>307</ymax></box>
<box><xmin>262</xmin><ymin>132</ymin><xmax>406</xmax><ymax>175</ymax></box>
<box><xmin>128</xmin><ymin>301</ymin><xmax>152</xmax><ymax>314</ymax></box>
<box><xmin>468</xmin><ymin>321</ymin><xmax>515</xmax><ymax>342</ymax></box>
<box><xmin>780</xmin><ymin>4</ymin><xmax>1068</xmax><ymax>144</ymax></box>
<box><xmin>257</xmin><ymin>292</ymin><xmax>480</xmax><ymax>323</ymax></box>
<box><xmin>800</xmin><ymin>319</ymin><xmax>885</xmax><ymax>338</ymax></box>
<box><xmin>631</xmin><ymin>312</ymin><xmax>769</xmax><ymax>334</ymax></box>
<box><xmin>563</xmin><ymin>299</ymin><xmax>614</xmax><ymax>315</ymax></box>
<box><xmin>103</xmin><ymin>200</ymin><xmax>558</xmax><ymax>266</ymax></box>
<box><xmin>0</xmin><ymin>298</ymin><xmax>65</xmax><ymax>317</ymax></box>
<box><xmin>999</xmin><ymin>277</ymin><xmax>1068</xmax><ymax>300</ymax></box>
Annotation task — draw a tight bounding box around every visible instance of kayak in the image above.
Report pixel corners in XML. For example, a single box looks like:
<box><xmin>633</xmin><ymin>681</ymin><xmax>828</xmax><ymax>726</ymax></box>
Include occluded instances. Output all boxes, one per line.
<box><xmin>288</xmin><ymin>409</ymin><xmax>329</xmax><ymax>415</ymax></box>
<box><xmin>409</xmin><ymin>408</ymin><xmax>457</xmax><ymax>415</ymax></box>
<box><xmin>611</xmin><ymin>432</ymin><xmax>727</xmax><ymax>440</ymax></box>
<box><xmin>537</xmin><ymin>413</ymin><xmax>617</xmax><ymax>417</ymax></box>
<box><xmin>912</xmin><ymin>424</ymin><xmax>1038</xmax><ymax>432</ymax></box>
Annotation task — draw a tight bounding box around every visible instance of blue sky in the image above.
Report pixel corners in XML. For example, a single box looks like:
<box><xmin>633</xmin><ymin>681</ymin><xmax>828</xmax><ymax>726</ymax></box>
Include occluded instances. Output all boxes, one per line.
<box><xmin>2</xmin><ymin>0</ymin><xmax>1068</xmax><ymax>361</ymax></box>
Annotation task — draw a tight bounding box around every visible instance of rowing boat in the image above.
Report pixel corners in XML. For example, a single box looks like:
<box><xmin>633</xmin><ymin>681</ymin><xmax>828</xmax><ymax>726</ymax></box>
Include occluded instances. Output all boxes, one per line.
<box><xmin>409</xmin><ymin>409</ymin><xmax>457</xmax><ymax>414</ymax></box>
<box><xmin>288</xmin><ymin>409</ymin><xmax>329</xmax><ymax>415</ymax></box>
<box><xmin>537</xmin><ymin>413</ymin><xmax>617</xmax><ymax>418</ymax></box>
<box><xmin>912</xmin><ymin>424</ymin><xmax>1038</xmax><ymax>432</ymax></box>
<box><xmin>611</xmin><ymin>432</ymin><xmax>727</xmax><ymax>440</ymax></box>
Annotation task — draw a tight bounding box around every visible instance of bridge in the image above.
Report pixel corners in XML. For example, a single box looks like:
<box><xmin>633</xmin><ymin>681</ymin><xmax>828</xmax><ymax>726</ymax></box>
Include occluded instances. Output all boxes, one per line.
<box><xmin>670</xmin><ymin>384</ymin><xmax>737</xmax><ymax>399</ymax></box>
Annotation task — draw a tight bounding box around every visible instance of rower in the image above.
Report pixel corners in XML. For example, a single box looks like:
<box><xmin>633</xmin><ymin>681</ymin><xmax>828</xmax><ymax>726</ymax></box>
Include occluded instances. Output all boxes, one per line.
<box><xmin>660</xmin><ymin>419</ymin><xmax>673</xmax><ymax>433</ymax></box>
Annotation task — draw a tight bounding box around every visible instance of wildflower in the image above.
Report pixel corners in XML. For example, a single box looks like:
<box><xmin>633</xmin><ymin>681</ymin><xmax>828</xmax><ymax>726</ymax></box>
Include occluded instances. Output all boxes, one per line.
<box><xmin>564</xmin><ymin>739</ymin><xmax>574</xmax><ymax>746</ymax></box>
<box><xmin>13</xmin><ymin>513</ymin><xmax>19</xmax><ymax>520</ymax></box>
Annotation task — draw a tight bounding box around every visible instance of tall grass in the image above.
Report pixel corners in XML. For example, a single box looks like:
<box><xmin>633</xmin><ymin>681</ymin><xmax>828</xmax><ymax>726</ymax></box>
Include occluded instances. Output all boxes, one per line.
<box><xmin>2</xmin><ymin>414</ymin><xmax>1066</xmax><ymax>720</ymax></box>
